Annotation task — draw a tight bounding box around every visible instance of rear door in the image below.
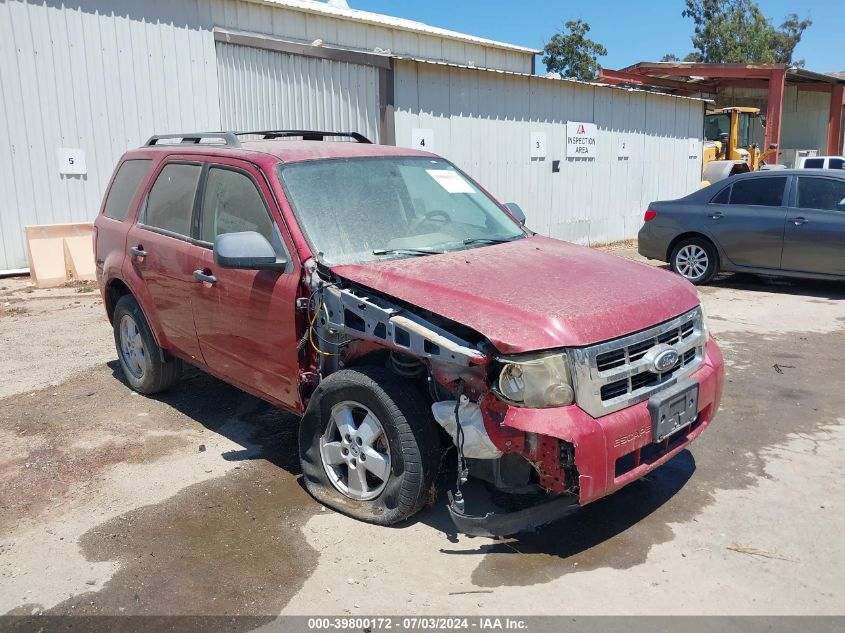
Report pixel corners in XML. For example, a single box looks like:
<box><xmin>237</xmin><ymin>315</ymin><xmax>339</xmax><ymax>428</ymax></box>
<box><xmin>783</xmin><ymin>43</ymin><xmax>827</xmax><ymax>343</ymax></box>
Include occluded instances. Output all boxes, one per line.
<box><xmin>126</xmin><ymin>161</ymin><xmax>204</xmax><ymax>362</ymax></box>
<box><xmin>186</xmin><ymin>158</ymin><xmax>303</xmax><ymax>411</ymax></box>
<box><xmin>781</xmin><ymin>175</ymin><xmax>845</xmax><ymax>276</ymax></box>
<box><xmin>704</xmin><ymin>176</ymin><xmax>788</xmax><ymax>269</ymax></box>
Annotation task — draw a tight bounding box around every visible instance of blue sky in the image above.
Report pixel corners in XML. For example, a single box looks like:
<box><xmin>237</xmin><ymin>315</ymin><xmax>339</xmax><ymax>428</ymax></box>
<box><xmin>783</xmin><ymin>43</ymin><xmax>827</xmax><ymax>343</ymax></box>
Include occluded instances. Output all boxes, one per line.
<box><xmin>349</xmin><ymin>1</ymin><xmax>843</xmax><ymax>73</ymax></box>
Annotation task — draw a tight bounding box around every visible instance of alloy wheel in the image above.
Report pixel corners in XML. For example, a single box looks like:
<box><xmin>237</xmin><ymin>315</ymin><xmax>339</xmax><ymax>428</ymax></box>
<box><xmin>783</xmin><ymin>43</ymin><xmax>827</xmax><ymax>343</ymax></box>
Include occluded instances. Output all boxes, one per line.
<box><xmin>119</xmin><ymin>314</ymin><xmax>146</xmax><ymax>379</ymax></box>
<box><xmin>320</xmin><ymin>401</ymin><xmax>391</xmax><ymax>501</ymax></box>
<box><xmin>675</xmin><ymin>244</ymin><xmax>709</xmax><ymax>281</ymax></box>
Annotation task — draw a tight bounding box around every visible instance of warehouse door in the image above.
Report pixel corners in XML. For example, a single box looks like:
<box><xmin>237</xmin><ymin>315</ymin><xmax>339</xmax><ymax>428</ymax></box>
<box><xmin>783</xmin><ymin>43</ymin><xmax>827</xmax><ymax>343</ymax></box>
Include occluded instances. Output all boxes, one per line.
<box><xmin>216</xmin><ymin>42</ymin><xmax>381</xmax><ymax>143</ymax></box>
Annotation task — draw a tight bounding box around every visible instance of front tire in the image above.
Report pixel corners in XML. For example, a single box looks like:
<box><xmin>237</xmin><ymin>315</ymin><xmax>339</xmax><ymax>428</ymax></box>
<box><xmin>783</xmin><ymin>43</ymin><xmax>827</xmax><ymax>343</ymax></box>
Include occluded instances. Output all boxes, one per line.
<box><xmin>670</xmin><ymin>237</ymin><xmax>718</xmax><ymax>285</ymax></box>
<box><xmin>112</xmin><ymin>294</ymin><xmax>182</xmax><ymax>394</ymax></box>
<box><xmin>299</xmin><ymin>367</ymin><xmax>438</xmax><ymax>525</ymax></box>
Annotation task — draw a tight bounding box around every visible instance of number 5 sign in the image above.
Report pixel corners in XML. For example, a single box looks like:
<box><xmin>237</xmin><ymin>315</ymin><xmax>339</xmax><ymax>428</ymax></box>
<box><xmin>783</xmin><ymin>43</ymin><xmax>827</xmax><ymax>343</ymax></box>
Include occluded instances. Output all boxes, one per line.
<box><xmin>57</xmin><ymin>148</ymin><xmax>87</xmax><ymax>175</ymax></box>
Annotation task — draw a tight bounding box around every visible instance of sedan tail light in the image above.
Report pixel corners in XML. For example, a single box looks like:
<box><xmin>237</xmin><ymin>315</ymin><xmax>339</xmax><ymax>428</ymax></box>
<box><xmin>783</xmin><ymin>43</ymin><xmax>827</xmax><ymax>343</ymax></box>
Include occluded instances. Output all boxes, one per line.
<box><xmin>644</xmin><ymin>209</ymin><xmax>657</xmax><ymax>222</ymax></box>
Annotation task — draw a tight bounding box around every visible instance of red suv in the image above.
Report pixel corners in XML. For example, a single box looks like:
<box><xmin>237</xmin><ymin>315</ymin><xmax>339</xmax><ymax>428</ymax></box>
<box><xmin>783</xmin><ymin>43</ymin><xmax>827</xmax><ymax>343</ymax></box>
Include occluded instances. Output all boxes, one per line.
<box><xmin>94</xmin><ymin>131</ymin><xmax>724</xmax><ymax>536</ymax></box>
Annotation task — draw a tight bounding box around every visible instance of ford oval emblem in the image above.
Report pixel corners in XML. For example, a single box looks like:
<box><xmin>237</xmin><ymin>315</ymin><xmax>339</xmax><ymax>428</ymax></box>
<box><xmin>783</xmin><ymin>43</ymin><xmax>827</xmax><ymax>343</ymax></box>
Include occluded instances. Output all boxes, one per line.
<box><xmin>653</xmin><ymin>349</ymin><xmax>680</xmax><ymax>373</ymax></box>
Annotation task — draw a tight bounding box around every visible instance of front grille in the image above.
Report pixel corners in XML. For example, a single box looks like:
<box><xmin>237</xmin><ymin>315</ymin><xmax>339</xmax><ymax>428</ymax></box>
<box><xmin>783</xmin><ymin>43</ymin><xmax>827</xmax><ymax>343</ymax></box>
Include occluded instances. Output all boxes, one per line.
<box><xmin>571</xmin><ymin>307</ymin><xmax>706</xmax><ymax>418</ymax></box>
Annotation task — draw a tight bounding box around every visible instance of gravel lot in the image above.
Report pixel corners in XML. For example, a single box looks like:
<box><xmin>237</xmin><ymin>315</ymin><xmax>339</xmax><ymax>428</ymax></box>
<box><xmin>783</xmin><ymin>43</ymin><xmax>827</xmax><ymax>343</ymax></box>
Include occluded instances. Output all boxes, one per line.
<box><xmin>1</xmin><ymin>251</ymin><xmax>844</xmax><ymax>621</ymax></box>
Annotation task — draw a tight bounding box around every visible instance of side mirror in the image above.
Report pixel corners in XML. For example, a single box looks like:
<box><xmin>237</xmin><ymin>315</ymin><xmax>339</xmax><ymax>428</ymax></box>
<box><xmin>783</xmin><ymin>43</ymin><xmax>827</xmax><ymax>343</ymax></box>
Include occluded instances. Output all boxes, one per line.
<box><xmin>214</xmin><ymin>231</ymin><xmax>286</xmax><ymax>270</ymax></box>
<box><xmin>504</xmin><ymin>202</ymin><xmax>526</xmax><ymax>225</ymax></box>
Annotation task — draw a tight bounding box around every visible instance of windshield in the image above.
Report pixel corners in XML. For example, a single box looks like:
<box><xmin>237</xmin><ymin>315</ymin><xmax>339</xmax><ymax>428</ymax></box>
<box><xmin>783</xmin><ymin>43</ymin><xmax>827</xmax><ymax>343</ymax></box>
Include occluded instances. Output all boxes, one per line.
<box><xmin>277</xmin><ymin>157</ymin><xmax>525</xmax><ymax>265</ymax></box>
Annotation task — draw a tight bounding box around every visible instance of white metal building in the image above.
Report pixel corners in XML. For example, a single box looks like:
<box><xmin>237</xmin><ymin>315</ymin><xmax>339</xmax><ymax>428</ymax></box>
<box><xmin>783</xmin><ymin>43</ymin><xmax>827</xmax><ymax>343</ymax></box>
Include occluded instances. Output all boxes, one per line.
<box><xmin>0</xmin><ymin>0</ymin><xmax>704</xmax><ymax>272</ymax></box>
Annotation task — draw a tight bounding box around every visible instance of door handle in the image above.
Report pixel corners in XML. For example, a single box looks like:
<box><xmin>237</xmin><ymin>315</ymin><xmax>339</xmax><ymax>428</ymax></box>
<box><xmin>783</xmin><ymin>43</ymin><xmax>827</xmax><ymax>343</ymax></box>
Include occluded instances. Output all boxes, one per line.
<box><xmin>792</xmin><ymin>217</ymin><xmax>808</xmax><ymax>226</ymax></box>
<box><xmin>709</xmin><ymin>211</ymin><xmax>724</xmax><ymax>220</ymax></box>
<box><xmin>193</xmin><ymin>269</ymin><xmax>217</xmax><ymax>285</ymax></box>
<box><xmin>129</xmin><ymin>245</ymin><xmax>147</xmax><ymax>259</ymax></box>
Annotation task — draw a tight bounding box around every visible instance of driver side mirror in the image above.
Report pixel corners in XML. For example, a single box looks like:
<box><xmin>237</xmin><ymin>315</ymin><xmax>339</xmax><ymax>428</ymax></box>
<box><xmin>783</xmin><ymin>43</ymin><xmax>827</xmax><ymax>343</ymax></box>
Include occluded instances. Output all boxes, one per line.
<box><xmin>504</xmin><ymin>202</ymin><xmax>526</xmax><ymax>225</ymax></box>
<box><xmin>214</xmin><ymin>231</ymin><xmax>287</xmax><ymax>271</ymax></box>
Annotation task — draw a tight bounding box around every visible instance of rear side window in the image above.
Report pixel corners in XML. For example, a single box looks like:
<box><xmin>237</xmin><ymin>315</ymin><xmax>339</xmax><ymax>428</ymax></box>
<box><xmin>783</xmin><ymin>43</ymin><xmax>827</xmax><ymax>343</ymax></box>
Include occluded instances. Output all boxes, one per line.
<box><xmin>796</xmin><ymin>177</ymin><xmax>845</xmax><ymax>212</ymax></box>
<box><xmin>200</xmin><ymin>168</ymin><xmax>275</xmax><ymax>243</ymax></box>
<box><xmin>803</xmin><ymin>158</ymin><xmax>824</xmax><ymax>169</ymax></box>
<box><xmin>829</xmin><ymin>158</ymin><xmax>844</xmax><ymax>170</ymax></box>
<box><xmin>144</xmin><ymin>163</ymin><xmax>202</xmax><ymax>236</ymax></box>
<box><xmin>103</xmin><ymin>159</ymin><xmax>151</xmax><ymax>221</ymax></box>
<box><xmin>729</xmin><ymin>177</ymin><xmax>786</xmax><ymax>207</ymax></box>
<box><xmin>710</xmin><ymin>186</ymin><xmax>731</xmax><ymax>204</ymax></box>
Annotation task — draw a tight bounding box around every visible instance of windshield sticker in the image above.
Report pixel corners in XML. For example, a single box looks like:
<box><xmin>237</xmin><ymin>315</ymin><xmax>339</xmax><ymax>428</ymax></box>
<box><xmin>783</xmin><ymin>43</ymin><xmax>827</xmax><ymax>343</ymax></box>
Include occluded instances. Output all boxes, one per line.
<box><xmin>426</xmin><ymin>169</ymin><xmax>475</xmax><ymax>194</ymax></box>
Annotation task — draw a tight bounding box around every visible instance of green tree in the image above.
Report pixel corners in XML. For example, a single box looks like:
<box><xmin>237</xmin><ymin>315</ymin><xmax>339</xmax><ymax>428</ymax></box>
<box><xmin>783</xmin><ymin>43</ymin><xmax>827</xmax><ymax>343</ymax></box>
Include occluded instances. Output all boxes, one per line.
<box><xmin>678</xmin><ymin>0</ymin><xmax>811</xmax><ymax>65</ymax></box>
<box><xmin>542</xmin><ymin>20</ymin><xmax>607</xmax><ymax>81</ymax></box>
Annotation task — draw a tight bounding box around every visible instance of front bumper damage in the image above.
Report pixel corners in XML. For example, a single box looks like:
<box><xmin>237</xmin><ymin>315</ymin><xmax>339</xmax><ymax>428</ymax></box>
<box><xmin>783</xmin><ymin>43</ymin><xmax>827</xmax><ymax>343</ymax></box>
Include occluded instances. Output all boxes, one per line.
<box><xmin>448</xmin><ymin>337</ymin><xmax>724</xmax><ymax>536</ymax></box>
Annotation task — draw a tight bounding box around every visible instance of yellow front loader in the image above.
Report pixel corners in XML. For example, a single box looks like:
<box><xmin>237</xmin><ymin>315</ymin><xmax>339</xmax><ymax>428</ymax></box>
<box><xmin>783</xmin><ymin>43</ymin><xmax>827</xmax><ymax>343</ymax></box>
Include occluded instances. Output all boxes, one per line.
<box><xmin>701</xmin><ymin>107</ymin><xmax>779</xmax><ymax>186</ymax></box>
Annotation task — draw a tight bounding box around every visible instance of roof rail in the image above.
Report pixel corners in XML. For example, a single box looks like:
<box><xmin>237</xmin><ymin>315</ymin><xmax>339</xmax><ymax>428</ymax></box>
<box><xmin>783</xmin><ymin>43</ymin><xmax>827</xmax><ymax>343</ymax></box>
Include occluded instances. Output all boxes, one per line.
<box><xmin>144</xmin><ymin>132</ymin><xmax>241</xmax><ymax>147</ymax></box>
<box><xmin>236</xmin><ymin>130</ymin><xmax>373</xmax><ymax>144</ymax></box>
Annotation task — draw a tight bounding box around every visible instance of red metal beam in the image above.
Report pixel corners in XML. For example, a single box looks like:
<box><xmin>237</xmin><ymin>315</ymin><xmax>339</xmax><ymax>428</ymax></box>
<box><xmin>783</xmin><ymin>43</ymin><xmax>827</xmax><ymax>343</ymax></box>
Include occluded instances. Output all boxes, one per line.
<box><xmin>765</xmin><ymin>68</ymin><xmax>786</xmax><ymax>163</ymax></box>
<box><xmin>623</xmin><ymin>62</ymin><xmax>783</xmax><ymax>80</ymax></box>
<box><xmin>596</xmin><ymin>69</ymin><xmax>704</xmax><ymax>94</ymax></box>
<box><xmin>828</xmin><ymin>84</ymin><xmax>845</xmax><ymax>155</ymax></box>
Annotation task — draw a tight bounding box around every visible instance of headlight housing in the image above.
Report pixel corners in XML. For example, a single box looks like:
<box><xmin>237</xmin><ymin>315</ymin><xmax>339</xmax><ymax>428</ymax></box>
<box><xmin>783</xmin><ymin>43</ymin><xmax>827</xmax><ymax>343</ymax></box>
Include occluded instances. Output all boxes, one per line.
<box><xmin>494</xmin><ymin>352</ymin><xmax>575</xmax><ymax>408</ymax></box>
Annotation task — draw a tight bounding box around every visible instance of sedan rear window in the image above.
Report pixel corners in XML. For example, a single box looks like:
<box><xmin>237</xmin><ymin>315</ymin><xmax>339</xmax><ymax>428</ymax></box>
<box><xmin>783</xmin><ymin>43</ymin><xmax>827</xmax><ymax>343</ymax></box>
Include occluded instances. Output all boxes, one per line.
<box><xmin>728</xmin><ymin>177</ymin><xmax>786</xmax><ymax>207</ymax></box>
<box><xmin>796</xmin><ymin>177</ymin><xmax>845</xmax><ymax>213</ymax></box>
<box><xmin>103</xmin><ymin>159</ymin><xmax>151</xmax><ymax>221</ymax></box>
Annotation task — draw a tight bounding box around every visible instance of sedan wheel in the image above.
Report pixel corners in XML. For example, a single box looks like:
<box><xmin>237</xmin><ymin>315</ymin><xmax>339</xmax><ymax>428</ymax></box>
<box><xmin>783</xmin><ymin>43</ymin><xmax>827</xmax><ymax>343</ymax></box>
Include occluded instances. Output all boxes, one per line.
<box><xmin>675</xmin><ymin>244</ymin><xmax>709</xmax><ymax>281</ymax></box>
<box><xmin>670</xmin><ymin>237</ymin><xmax>718</xmax><ymax>285</ymax></box>
<box><xmin>320</xmin><ymin>401</ymin><xmax>391</xmax><ymax>501</ymax></box>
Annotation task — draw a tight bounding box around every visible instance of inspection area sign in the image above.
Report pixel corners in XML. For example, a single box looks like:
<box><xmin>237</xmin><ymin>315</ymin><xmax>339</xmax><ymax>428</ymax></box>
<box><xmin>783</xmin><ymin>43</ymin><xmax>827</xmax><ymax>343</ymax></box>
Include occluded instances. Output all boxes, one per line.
<box><xmin>567</xmin><ymin>121</ymin><xmax>597</xmax><ymax>159</ymax></box>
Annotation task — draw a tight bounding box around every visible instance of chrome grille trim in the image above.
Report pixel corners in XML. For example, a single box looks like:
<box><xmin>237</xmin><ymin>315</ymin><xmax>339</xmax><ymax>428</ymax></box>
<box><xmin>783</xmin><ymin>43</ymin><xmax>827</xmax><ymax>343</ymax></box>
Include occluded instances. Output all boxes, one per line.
<box><xmin>570</xmin><ymin>307</ymin><xmax>706</xmax><ymax>418</ymax></box>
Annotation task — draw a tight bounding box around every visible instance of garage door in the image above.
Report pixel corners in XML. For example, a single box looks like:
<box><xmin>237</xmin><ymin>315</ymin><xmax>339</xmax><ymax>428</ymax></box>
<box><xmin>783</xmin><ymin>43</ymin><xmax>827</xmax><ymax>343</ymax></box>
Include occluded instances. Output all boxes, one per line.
<box><xmin>216</xmin><ymin>42</ymin><xmax>381</xmax><ymax>142</ymax></box>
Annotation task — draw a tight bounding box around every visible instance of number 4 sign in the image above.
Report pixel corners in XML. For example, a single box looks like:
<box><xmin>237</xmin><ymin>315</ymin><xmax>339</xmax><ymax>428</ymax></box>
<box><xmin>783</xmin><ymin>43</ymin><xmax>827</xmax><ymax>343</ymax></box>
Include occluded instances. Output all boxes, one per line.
<box><xmin>411</xmin><ymin>128</ymin><xmax>433</xmax><ymax>151</ymax></box>
<box><xmin>57</xmin><ymin>148</ymin><xmax>87</xmax><ymax>175</ymax></box>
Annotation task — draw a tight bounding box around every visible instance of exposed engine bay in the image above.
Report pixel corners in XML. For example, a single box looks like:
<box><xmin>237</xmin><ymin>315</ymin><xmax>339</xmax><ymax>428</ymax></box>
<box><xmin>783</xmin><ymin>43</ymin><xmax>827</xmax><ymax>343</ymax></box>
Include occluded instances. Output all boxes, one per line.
<box><xmin>298</xmin><ymin>260</ymin><xmax>580</xmax><ymax>535</ymax></box>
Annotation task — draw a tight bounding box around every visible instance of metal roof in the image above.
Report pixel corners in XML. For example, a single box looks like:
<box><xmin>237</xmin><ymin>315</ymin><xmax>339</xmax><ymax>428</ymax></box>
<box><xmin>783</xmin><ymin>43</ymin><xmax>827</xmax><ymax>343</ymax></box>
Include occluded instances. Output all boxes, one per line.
<box><xmin>245</xmin><ymin>0</ymin><xmax>541</xmax><ymax>55</ymax></box>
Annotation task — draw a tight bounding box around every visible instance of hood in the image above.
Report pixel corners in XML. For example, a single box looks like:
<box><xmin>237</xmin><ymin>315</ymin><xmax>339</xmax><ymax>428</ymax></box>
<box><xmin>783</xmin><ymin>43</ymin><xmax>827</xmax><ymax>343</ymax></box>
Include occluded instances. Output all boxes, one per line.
<box><xmin>330</xmin><ymin>235</ymin><xmax>700</xmax><ymax>354</ymax></box>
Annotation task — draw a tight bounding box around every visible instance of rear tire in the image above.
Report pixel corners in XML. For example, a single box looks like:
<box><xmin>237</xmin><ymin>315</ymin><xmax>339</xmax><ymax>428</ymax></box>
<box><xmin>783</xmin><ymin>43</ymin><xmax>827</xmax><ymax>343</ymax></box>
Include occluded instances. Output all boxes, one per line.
<box><xmin>670</xmin><ymin>237</ymin><xmax>718</xmax><ymax>285</ymax></box>
<box><xmin>299</xmin><ymin>367</ymin><xmax>438</xmax><ymax>525</ymax></box>
<box><xmin>113</xmin><ymin>294</ymin><xmax>182</xmax><ymax>394</ymax></box>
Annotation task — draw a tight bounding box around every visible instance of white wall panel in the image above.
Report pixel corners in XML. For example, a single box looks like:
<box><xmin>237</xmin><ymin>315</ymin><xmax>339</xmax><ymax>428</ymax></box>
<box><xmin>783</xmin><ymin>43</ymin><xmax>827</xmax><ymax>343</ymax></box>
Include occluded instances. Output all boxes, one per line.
<box><xmin>216</xmin><ymin>42</ymin><xmax>380</xmax><ymax>141</ymax></box>
<box><xmin>394</xmin><ymin>61</ymin><xmax>704</xmax><ymax>246</ymax></box>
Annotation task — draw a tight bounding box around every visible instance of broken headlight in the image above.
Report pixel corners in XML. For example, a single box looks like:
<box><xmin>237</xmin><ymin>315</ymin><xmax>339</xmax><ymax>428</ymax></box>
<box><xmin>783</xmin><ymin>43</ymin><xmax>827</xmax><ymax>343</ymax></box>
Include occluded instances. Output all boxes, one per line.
<box><xmin>495</xmin><ymin>352</ymin><xmax>575</xmax><ymax>408</ymax></box>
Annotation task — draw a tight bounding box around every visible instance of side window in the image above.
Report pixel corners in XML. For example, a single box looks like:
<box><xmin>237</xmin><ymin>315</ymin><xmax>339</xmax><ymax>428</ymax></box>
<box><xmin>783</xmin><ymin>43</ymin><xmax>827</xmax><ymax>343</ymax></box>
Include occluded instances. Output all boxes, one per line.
<box><xmin>710</xmin><ymin>185</ymin><xmax>731</xmax><ymax>205</ymax></box>
<box><xmin>103</xmin><ymin>159</ymin><xmax>152</xmax><ymax>221</ymax></box>
<box><xmin>796</xmin><ymin>177</ymin><xmax>845</xmax><ymax>213</ymax></box>
<box><xmin>199</xmin><ymin>168</ymin><xmax>276</xmax><ymax>243</ymax></box>
<box><xmin>828</xmin><ymin>158</ymin><xmax>844</xmax><ymax>170</ymax></box>
<box><xmin>145</xmin><ymin>164</ymin><xmax>202</xmax><ymax>236</ymax></box>
<box><xmin>803</xmin><ymin>158</ymin><xmax>824</xmax><ymax>169</ymax></box>
<box><xmin>729</xmin><ymin>177</ymin><xmax>786</xmax><ymax>207</ymax></box>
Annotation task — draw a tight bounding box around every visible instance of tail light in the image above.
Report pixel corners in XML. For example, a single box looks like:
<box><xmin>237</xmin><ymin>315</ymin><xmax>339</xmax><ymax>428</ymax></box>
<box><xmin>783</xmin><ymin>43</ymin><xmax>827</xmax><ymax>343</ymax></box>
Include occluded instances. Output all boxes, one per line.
<box><xmin>644</xmin><ymin>209</ymin><xmax>657</xmax><ymax>222</ymax></box>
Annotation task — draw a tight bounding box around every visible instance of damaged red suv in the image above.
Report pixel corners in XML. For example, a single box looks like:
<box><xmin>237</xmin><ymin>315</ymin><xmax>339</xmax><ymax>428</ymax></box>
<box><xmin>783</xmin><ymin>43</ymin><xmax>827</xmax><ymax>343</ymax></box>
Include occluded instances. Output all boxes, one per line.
<box><xmin>94</xmin><ymin>131</ymin><xmax>724</xmax><ymax>536</ymax></box>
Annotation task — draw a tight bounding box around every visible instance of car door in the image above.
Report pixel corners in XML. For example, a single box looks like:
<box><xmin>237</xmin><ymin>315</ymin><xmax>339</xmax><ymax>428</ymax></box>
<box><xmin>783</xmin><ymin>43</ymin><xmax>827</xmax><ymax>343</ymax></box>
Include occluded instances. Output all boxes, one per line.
<box><xmin>186</xmin><ymin>159</ymin><xmax>303</xmax><ymax>412</ymax></box>
<box><xmin>126</xmin><ymin>161</ymin><xmax>204</xmax><ymax>362</ymax></box>
<box><xmin>704</xmin><ymin>176</ymin><xmax>788</xmax><ymax>269</ymax></box>
<box><xmin>781</xmin><ymin>175</ymin><xmax>845</xmax><ymax>276</ymax></box>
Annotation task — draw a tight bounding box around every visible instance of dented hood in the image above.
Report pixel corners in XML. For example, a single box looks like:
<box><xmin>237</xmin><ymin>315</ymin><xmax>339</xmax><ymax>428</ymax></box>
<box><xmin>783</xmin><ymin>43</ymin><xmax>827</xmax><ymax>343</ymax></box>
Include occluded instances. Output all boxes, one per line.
<box><xmin>330</xmin><ymin>235</ymin><xmax>700</xmax><ymax>353</ymax></box>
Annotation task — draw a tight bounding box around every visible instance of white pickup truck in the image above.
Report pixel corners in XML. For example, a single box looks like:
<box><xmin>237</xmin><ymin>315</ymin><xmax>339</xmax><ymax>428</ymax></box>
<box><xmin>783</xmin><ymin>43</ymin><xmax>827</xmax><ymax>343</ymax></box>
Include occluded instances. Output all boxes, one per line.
<box><xmin>799</xmin><ymin>155</ymin><xmax>845</xmax><ymax>169</ymax></box>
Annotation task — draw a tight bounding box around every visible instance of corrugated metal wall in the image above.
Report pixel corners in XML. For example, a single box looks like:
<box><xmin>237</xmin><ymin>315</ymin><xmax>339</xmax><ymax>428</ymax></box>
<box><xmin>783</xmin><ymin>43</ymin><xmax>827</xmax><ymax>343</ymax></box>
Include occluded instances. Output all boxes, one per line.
<box><xmin>0</xmin><ymin>0</ymin><xmax>221</xmax><ymax>271</ymax></box>
<box><xmin>216</xmin><ymin>42</ymin><xmax>380</xmax><ymax>141</ymax></box>
<box><xmin>0</xmin><ymin>0</ymin><xmax>532</xmax><ymax>271</ymax></box>
<box><xmin>393</xmin><ymin>61</ymin><xmax>704</xmax><ymax>245</ymax></box>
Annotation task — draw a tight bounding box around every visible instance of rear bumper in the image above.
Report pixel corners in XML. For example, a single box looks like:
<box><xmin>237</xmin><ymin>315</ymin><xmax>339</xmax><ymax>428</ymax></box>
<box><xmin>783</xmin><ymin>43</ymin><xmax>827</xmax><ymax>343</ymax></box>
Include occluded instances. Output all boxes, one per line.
<box><xmin>637</xmin><ymin>223</ymin><xmax>670</xmax><ymax>261</ymax></box>
<box><xmin>496</xmin><ymin>336</ymin><xmax>724</xmax><ymax>506</ymax></box>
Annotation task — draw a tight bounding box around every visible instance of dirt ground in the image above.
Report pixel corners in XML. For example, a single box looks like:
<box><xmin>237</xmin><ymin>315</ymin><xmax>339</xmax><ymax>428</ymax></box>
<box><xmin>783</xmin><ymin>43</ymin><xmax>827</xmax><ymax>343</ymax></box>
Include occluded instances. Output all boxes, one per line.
<box><xmin>1</xmin><ymin>252</ymin><xmax>844</xmax><ymax>621</ymax></box>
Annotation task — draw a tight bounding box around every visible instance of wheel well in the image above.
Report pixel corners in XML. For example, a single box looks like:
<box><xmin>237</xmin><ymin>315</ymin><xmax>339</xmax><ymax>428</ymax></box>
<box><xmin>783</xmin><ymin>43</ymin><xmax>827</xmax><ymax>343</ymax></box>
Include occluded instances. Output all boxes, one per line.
<box><xmin>666</xmin><ymin>233</ymin><xmax>719</xmax><ymax>267</ymax></box>
<box><xmin>105</xmin><ymin>279</ymin><xmax>131</xmax><ymax>323</ymax></box>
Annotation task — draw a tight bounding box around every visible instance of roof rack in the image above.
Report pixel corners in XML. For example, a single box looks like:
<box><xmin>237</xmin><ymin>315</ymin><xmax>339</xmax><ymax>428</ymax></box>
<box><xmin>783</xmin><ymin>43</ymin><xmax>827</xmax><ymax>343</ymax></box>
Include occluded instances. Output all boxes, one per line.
<box><xmin>236</xmin><ymin>130</ymin><xmax>372</xmax><ymax>144</ymax></box>
<box><xmin>145</xmin><ymin>132</ymin><xmax>241</xmax><ymax>147</ymax></box>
